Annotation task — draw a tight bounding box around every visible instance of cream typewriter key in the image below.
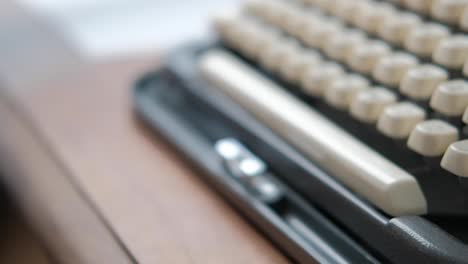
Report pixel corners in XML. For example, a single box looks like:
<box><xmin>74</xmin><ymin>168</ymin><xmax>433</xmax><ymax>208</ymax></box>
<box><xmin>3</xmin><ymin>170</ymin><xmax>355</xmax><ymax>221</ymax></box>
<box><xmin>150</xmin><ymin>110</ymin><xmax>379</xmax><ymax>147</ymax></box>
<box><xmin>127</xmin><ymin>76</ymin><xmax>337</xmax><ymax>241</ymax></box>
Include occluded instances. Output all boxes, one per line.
<box><xmin>302</xmin><ymin>20</ymin><xmax>343</xmax><ymax>50</ymax></box>
<box><xmin>297</xmin><ymin>15</ymin><xmax>324</xmax><ymax>43</ymax></box>
<box><xmin>400</xmin><ymin>64</ymin><xmax>448</xmax><ymax>101</ymax></box>
<box><xmin>377</xmin><ymin>102</ymin><xmax>426</xmax><ymax>139</ymax></box>
<box><xmin>328</xmin><ymin>0</ymin><xmax>348</xmax><ymax>16</ymax></box>
<box><xmin>315</xmin><ymin>0</ymin><xmax>340</xmax><ymax>13</ymax></box>
<box><xmin>301</xmin><ymin>62</ymin><xmax>345</xmax><ymax>97</ymax></box>
<box><xmin>305</xmin><ymin>6</ymin><xmax>326</xmax><ymax>18</ymax></box>
<box><xmin>325</xmin><ymin>30</ymin><xmax>367</xmax><ymax>62</ymax></box>
<box><xmin>433</xmin><ymin>35</ymin><xmax>468</xmax><ymax>69</ymax></box>
<box><xmin>255</xmin><ymin>0</ymin><xmax>274</xmax><ymax>20</ymax></box>
<box><xmin>350</xmin><ymin>87</ymin><xmax>397</xmax><ymax>123</ymax></box>
<box><xmin>430</xmin><ymin>80</ymin><xmax>468</xmax><ymax>116</ymax></box>
<box><xmin>274</xmin><ymin>3</ymin><xmax>297</xmax><ymax>30</ymax></box>
<box><xmin>463</xmin><ymin>106</ymin><xmax>468</xmax><ymax>124</ymax></box>
<box><xmin>214</xmin><ymin>16</ymin><xmax>247</xmax><ymax>47</ymax></box>
<box><xmin>354</xmin><ymin>2</ymin><xmax>396</xmax><ymax>34</ymax></box>
<box><xmin>226</xmin><ymin>19</ymin><xmax>265</xmax><ymax>49</ymax></box>
<box><xmin>251</xmin><ymin>0</ymin><xmax>278</xmax><ymax>18</ymax></box>
<box><xmin>432</xmin><ymin>0</ymin><xmax>468</xmax><ymax>25</ymax></box>
<box><xmin>406</xmin><ymin>0</ymin><xmax>436</xmax><ymax>14</ymax></box>
<box><xmin>237</xmin><ymin>24</ymin><xmax>269</xmax><ymax>58</ymax></box>
<box><xmin>407</xmin><ymin>120</ymin><xmax>459</xmax><ymax>156</ymax></box>
<box><xmin>348</xmin><ymin>40</ymin><xmax>391</xmax><ymax>74</ymax></box>
<box><xmin>270</xmin><ymin>1</ymin><xmax>298</xmax><ymax>25</ymax></box>
<box><xmin>460</xmin><ymin>8</ymin><xmax>468</xmax><ymax>30</ymax></box>
<box><xmin>405</xmin><ymin>23</ymin><xmax>449</xmax><ymax>57</ymax></box>
<box><xmin>244</xmin><ymin>0</ymin><xmax>267</xmax><ymax>16</ymax></box>
<box><xmin>213</xmin><ymin>11</ymin><xmax>238</xmax><ymax>35</ymax></box>
<box><xmin>325</xmin><ymin>74</ymin><xmax>370</xmax><ymax>110</ymax></box>
<box><xmin>280</xmin><ymin>49</ymin><xmax>322</xmax><ymax>83</ymax></box>
<box><xmin>259</xmin><ymin>39</ymin><xmax>301</xmax><ymax>72</ymax></box>
<box><xmin>379</xmin><ymin>12</ymin><xmax>422</xmax><ymax>46</ymax></box>
<box><xmin>373</xmin><ymin>52</ymin><xmax>418</xmax><ymax>87</ymax></box>
<box><xmin>263</xmin><ymin>0</ymin><xmax>285</xmax><ymax>25</ymax></box>
<box><xmin>283</xmin><ymin>9</ymin><xmax>308</xmax><ymax>36</ymax></box>
<box><xmin>247</xmin><ymin>27</ymin><xmax>283</xmax><ymax>59</ymax></box>
<box><xmin>222</xmin><ymin>22</ymin><xmax>246</xmax><ymax>49</ymax></box>
<box><xmin>286</xmin><ymin>10</ymin><xmax>316</xmax><ymax>38</ymax></box>
<box><xmin>441</xmin><ymin>140</ymin><xmax>468</xmax><ymax>177</ymax></box>
<box><xmin>334</xmin><ymin>0</ymin><xmax>366</xmax><ymax>23</ymax></box>
<box><xmin>280</xmin><ymin>2</ymin><xmax>305</xmax><ymax>30</ymax></box>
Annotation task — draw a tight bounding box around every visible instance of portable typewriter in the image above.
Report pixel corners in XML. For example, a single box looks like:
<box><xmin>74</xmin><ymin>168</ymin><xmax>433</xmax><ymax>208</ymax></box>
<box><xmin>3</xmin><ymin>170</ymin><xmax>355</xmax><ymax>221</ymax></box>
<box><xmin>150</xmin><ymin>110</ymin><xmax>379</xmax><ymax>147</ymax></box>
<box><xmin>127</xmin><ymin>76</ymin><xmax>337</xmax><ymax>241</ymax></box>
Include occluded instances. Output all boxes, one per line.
<box><xmin>134</xmin><ymin>0</ymin><xmax>468</xmax><ymax>262</ymax></box>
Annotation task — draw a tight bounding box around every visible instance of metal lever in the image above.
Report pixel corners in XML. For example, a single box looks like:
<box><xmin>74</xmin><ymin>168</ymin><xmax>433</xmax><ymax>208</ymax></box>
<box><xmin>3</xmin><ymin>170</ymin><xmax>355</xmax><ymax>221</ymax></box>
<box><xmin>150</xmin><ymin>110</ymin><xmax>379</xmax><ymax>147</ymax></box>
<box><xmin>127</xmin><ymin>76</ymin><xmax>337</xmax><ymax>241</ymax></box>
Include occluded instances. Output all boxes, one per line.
<box><xmin>215</xmin><ymin>138</ymin><xmax>283</xmax><ymax>203</ymax></box>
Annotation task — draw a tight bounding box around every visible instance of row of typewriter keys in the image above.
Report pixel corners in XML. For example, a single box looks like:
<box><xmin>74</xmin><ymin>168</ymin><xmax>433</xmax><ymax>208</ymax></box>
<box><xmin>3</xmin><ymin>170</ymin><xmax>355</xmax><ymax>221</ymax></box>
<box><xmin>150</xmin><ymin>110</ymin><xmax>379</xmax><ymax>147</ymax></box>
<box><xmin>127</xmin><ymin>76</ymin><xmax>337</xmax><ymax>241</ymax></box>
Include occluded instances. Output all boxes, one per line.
<box><xmin>214</xmin><ymin>0</ymin><xmax>468</xmax><ymax>178</ymax></box>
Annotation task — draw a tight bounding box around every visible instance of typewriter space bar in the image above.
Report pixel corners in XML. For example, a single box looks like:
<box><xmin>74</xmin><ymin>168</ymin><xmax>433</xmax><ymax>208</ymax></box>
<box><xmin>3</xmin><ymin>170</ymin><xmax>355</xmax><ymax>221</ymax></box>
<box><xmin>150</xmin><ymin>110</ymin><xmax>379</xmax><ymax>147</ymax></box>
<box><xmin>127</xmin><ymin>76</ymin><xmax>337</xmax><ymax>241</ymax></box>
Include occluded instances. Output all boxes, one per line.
<box><xmin>199</xmin><ymin>50</ymin><xmax>427</xmax><ymax>216</ymax></box>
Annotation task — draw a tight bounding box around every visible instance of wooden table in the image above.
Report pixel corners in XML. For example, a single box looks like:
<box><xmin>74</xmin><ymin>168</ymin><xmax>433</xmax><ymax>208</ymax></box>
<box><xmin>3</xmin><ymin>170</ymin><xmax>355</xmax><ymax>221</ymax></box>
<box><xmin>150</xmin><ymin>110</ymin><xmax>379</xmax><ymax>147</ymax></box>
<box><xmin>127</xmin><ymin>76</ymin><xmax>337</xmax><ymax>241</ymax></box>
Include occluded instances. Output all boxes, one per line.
<box><xmin>0</xmin><ymin>2</ymin><xmax>289</xmax><ymax>263</ymax></box>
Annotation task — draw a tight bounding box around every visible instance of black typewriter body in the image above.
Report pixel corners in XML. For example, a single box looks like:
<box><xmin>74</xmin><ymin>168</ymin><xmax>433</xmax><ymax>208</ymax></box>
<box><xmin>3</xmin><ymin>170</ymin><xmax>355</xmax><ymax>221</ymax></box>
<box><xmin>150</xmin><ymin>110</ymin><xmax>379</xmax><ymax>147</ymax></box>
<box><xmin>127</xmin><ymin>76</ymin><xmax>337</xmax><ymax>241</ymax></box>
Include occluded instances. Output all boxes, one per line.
<box><xmin>134</xmin><ymin>0</ymin><xmax>468</xmax><ymax>262</ymax></box>
<box><xmin>133</xmin><ymin>43</ymin><xmax>468</xmax><ymax>263</ymax></box>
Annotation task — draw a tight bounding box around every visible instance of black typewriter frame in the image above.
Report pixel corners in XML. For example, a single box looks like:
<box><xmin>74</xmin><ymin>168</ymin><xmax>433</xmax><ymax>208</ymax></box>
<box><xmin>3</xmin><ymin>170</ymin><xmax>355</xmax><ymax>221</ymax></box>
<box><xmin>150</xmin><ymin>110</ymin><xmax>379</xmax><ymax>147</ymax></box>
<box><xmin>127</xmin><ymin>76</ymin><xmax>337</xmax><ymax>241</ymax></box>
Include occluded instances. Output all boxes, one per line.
<box><xmin>133</xmin><ymin>42</ymin><xmax>468</xmax><ymax>263</ymax></box>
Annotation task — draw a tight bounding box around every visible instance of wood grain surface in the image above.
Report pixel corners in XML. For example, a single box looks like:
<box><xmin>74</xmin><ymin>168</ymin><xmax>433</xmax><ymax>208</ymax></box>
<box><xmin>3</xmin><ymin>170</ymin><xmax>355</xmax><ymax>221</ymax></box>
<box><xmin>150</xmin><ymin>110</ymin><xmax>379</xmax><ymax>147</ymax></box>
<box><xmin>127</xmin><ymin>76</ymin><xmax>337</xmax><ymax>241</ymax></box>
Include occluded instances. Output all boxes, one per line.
<box><xmin>0</xmin><ymin>1</ymin><xmax>289</xmax><ymax>263</ymax></box>
<box><xmin>17</xmin><ymin>54</ymin><xmax>289</xmax><ymax>264</ymax></box>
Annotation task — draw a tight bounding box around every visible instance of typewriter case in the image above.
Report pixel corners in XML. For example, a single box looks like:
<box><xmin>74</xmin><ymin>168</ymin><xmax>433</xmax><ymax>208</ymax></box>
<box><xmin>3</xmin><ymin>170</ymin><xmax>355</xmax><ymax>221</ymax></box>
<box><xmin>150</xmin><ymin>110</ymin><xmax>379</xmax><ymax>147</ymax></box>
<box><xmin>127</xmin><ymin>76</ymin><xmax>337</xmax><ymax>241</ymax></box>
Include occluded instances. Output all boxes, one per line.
<box><xmin>133</xmin><ymin>42</ymin><xmax>468</xmax><ymax>264</ymax></box>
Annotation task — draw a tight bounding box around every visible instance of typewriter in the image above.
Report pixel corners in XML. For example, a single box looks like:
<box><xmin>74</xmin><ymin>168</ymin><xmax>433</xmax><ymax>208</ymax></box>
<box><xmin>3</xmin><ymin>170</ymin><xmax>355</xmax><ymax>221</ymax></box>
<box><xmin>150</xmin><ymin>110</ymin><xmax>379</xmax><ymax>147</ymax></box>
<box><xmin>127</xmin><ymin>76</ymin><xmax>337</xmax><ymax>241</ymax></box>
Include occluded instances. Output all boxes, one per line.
<box><xmin>134</xmin><ymin>0</ymin><xmax>468</xmax><ymax>263</ymax></box>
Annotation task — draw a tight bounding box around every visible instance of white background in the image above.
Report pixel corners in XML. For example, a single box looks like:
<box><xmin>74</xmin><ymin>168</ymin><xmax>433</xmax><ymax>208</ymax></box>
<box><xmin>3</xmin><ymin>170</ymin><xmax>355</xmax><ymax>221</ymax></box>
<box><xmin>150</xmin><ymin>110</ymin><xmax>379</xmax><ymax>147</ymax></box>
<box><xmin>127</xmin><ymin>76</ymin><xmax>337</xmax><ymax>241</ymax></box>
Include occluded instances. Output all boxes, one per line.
<box><xmin>19</xmin><ymin>0</ymin><xmax>240</xmax><ymax>59</ymax></box>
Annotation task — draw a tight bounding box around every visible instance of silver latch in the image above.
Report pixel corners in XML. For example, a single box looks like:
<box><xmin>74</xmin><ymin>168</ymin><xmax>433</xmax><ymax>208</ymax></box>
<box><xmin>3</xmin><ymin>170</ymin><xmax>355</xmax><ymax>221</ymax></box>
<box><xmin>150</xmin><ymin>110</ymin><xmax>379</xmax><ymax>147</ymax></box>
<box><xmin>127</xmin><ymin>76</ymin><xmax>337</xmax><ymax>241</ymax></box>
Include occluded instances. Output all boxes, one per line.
<box><xmin>215</xmin><ymin>138</ymin><xmax>283</xmax><ymax>203</ymax></box>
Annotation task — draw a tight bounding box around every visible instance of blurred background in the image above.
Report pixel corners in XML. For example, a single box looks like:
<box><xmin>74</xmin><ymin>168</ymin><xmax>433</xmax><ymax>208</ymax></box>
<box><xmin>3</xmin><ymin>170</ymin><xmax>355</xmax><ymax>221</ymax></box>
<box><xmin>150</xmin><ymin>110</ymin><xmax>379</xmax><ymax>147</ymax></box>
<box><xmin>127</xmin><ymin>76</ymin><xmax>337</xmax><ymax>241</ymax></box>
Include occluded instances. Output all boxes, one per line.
<box><xmin>19</xmin><ymin>0</ymin><xmax>239</xmax><ymax>59</ymax></box>
<box><xmin>0</xmin><ymin>1</ymin><xmax>240</xmax><ymax>263</ymax></box>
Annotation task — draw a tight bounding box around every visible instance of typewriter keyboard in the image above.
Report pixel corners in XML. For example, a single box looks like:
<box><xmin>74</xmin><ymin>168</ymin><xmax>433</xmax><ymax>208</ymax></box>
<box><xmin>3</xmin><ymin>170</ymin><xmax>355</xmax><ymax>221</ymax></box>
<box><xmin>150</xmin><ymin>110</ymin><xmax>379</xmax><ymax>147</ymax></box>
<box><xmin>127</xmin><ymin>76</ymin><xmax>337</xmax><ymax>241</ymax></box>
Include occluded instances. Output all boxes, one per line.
<box><xmin>199</xmin><ymin>0</ymin><xmax>468</xmax><ymax>216</ymax></box>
